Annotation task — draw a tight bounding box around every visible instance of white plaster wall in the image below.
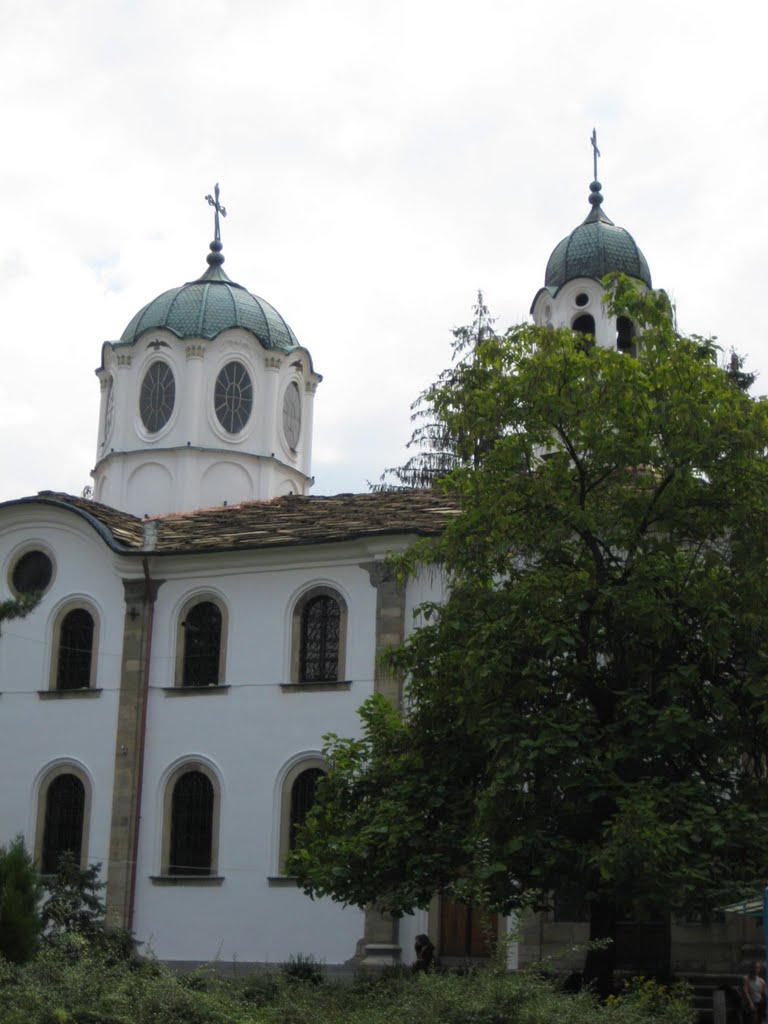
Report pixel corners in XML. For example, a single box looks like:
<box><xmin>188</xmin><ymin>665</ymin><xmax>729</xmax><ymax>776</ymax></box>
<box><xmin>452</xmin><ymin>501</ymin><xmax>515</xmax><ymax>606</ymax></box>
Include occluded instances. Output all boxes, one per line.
<box><xmin>131</xmin><ymin>550</ymin><xmax>380</xmax><ymax>962</ymax></box>
<box><xmin>0</xmin><ymin>507</ymin><xmax>434</xmax><ymax>966</ymax></box>
<box><xmin>0</xmin><ymin>509</ymin><xmax>125</xmax><ymax>873</ymax></box>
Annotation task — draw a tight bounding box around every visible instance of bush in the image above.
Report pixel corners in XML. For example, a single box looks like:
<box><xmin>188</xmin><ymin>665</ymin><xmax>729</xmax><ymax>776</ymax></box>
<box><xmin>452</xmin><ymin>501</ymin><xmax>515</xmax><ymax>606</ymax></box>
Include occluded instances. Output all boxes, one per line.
<box><xmin>0</xmin><ymin>835</ymin><xmax>42</xmax><ymax>963</ymax></box>
<box><xmin>279</xmin><ymin>952</ymin><xmax>325</xmax><ymax>985</ymax></box>
<box><xmin>604</xmin><ymin>976</ymin><xmax>696</xmax><ymax>1024</ymax></box>
<box><xmin>0</xmin><ymin>940</ymin><xmax>697</xmax><ymax>1024</ymax></box>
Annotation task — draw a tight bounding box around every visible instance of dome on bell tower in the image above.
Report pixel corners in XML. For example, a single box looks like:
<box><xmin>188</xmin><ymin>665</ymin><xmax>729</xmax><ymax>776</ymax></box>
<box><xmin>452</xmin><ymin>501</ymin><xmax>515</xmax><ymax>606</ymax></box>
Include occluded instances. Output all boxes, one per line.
<box><xmin>544</xmin><ymin>179</ymin><xmax>652</xmax><ymax>291</ymax></box>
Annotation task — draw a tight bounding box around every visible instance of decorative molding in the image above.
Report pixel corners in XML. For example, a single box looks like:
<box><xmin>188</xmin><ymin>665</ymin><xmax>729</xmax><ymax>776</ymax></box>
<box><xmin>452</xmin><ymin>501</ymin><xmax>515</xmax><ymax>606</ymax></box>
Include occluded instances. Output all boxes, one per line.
<box><xmin>38</xmin><ymin>689</ymin><xmax>102</xmax><ymax>700</ymax></box>
<box><xmin>360</xmin><ymin>561</ymin><xmax>396</xmax><ymax>589</ymax></box>
<box><xmin>116</xmin><ymin>353</ymin><xmax>132</xmax><ymax>368</ymax></box>
<box><xmin>280</xmin><ymin>681</ymin><xmax>352</xmax><ymax>693</ymax></box>
<box><xmin>305</xmin><ymin>381</ymin><xmax>319</xmax><ymax>395</ymax></box>
<box><xmin>162</xmin><ymin>685</ymin><xmax>230</xmax><ymax>697</ymax></box>
<box><xmin>265</xmin><ymin>355</ymin><xmax>283</xmax><ymax>370</ymax></box>
<box><xmin>186</xmin><ymin>343</ymin><xmax>206</xmax><ymax>360</ymax></box>
<box><xmin>150</xmin><ymin>875</ymin><xmax>224</xmax><ymax>886</ymax></box>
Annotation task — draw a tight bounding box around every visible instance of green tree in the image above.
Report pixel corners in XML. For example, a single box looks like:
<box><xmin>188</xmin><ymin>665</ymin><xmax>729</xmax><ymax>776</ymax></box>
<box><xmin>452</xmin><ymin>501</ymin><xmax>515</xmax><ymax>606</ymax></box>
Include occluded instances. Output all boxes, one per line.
<box><xmin>0</xmin><ymin>835</ymin><xmax>42</xmax><ymax>962</ymax></box>
<box><xmin>289</xmin><ymin>278</ymin><xmax>768</xmax><ymax>994</ymax></box>
<box><xmin>374</xmin><ymin>291</ymin><xmax>496</xmax><ymax>489</ymax></box>
<box><xmin>41</xmin><ymin>853</ymin><xmax>105</xmax><ymax>940</ymax></box>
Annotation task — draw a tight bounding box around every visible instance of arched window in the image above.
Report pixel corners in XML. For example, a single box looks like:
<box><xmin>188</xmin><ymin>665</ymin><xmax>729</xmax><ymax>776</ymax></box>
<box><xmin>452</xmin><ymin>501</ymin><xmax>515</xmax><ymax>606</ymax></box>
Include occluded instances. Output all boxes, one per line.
<box><xmin>616</xmin><ymin>316</ymin><xmax>637</xmax><ymax>356</ymax></box>
<box><xmin>180</xmin><ymin>601</ymin><xmax>223</xmax><ymax>687</ymax></box>
<box><xmin>41</xmin><ymin>773</ymin><xmax>85</xmax><ymax>873</ymax></box>
<box><xmin>56</xmin><ymin>609</ymin><xmax>95</xmax><ymax>690</ymax></box>
<box><xmin>289</xmin><ymin>767</ymin><xmax>324</xmax><ymax>851</ymax></box>
<box><xmin>300</xmin><ymin>595</ymin><xmax>341</xmax><ymax>682</ymax></box>
<box><xmin>275</xmin><ymin>756</ymin><xmax>327</xmax><ymax>875</ymax></box>
<box><xmin>290</xmin><ymin>587</ymin><xmax>348</xmax><ymax>687</ymax></box>
<box><xmin>572</xmin><ymin>314</ymin><xmax>595</xmax><ymax>351</ymax></box>
<box><xmin>169</xmin><ymin>770</ymin><xmax>214</xmax><ymax>876</ymax></box>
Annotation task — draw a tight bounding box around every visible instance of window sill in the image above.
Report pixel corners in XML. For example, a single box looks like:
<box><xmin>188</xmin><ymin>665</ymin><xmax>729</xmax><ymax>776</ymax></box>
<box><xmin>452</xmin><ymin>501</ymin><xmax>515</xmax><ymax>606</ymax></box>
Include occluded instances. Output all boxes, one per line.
<box><xmin>267</xmin><ymin>876</ymin><xmax>300</xmax><ymax>887</ymax></box>
<box><xmin>163</xmin><ymin>685</ymin><xmax>230</xmax><ymax>696</ymax></box>
<box><xmin>150</xmin><ymin>875</ymin><xmax>224</xmax><ymax>886</ymax></box>
<box><xmin>38</xmin><ymin>688</ymin><xmax>102</xmax><ymax>700</ymax></box>
<box><xmin>280</xmin><ymin>681</ymin><xmax>352</xmax><ymax>693</ymax></box>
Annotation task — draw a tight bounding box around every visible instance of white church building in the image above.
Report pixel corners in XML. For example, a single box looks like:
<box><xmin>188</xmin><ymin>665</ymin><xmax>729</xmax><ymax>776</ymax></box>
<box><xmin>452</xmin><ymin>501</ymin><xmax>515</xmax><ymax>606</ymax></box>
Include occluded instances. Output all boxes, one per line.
<box><xmin>0</xmin><ymin>175</ymin><xmax>757</xmax><ymax>973</ymax></box>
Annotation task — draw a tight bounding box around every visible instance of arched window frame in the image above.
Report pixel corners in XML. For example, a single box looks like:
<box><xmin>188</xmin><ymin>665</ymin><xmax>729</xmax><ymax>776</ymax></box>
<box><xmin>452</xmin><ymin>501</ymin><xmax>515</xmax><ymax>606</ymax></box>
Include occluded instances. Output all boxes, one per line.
<box><xmin>49</xmin><ymin>600</ymin><xmax>100</xmax><ymax>691</ymax></box>
<box><xmin>275</xmin><ymin>755</ymin><xmax>327</xmax><ymax>877</ymax></box>
<box><xmin>174</xmin><ymin>595</ymin><xmax>228</xmax><ymax>688</ymax></box>
<box><xmin>290</xmin><ymin>586</ymin><xmax>348</xmax><ymax>685</ymax></box>
<box><xmin>35</xmin><ymin>763</ymin><xmax>92</xmax><ymax>873</ymax></box>
<box><xmin>158</xmin><ymin>761</ymin><xmax>222</xmax><ymax>882</ymax></box>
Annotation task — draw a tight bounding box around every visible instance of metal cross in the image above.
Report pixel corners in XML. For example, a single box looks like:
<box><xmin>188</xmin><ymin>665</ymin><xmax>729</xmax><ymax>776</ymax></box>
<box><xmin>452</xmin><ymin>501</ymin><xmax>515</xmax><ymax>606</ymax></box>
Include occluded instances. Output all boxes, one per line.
<box><xmin>591</xmin><ymin>128</ymin><xmax>601</xmax><ymax>182</ymax></box>
<box><xmin>205</xmin><ymin>183</ymin><xmax>227</xmax><ymax>243</ymax></box>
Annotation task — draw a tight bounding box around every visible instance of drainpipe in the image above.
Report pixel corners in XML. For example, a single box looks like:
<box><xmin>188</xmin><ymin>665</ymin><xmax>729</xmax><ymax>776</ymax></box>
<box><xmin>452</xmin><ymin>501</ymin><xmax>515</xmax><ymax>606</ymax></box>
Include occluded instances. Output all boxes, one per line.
<box><xmin>127</xmin><ymin>556</ymin><xmax>156</xmax><ymax>934</ymax></box>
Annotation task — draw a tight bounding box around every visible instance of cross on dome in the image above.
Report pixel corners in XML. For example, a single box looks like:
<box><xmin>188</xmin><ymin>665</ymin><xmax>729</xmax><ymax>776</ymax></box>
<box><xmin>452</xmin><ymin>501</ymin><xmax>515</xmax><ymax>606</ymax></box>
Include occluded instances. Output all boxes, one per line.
<box><xmin>591</xmin><ymin>128</ymin><xmax>600</xmax><ymax>183</ymax></box>
<box><xmin>205</xmin><ymin>183</ymin><xmax>227</xmax><ymax>244</ymax></box>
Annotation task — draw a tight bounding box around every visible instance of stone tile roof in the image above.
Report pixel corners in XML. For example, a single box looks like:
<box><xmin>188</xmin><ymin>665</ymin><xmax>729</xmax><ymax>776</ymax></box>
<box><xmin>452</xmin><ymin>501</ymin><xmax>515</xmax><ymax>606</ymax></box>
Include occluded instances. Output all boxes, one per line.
<box><xmin>8</xmin><ymin>490</ymin><xmax>457</xmax><ymax>555</ymax></box>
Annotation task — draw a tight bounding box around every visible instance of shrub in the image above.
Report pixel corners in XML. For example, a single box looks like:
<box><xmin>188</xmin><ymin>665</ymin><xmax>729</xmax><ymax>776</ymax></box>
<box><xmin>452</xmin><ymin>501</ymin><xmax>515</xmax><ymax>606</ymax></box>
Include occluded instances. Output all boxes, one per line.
<box><xmin>0</xmin><ymin>835</ymin><xmax>42</xmax><ymax>963</ymax></box>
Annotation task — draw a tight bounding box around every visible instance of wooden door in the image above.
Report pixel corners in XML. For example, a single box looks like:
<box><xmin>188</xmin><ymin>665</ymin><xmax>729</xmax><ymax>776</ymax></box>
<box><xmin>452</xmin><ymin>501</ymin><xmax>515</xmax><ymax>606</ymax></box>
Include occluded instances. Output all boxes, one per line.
<box><xmin>439</xmin><ymin>897</ymin><xmax>497</xmax><ymax>958</ymax></box>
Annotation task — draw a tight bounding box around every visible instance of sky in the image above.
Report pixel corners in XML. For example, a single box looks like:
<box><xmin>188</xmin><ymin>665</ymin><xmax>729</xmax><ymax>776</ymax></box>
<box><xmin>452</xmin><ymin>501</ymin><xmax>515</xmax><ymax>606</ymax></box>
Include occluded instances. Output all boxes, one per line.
<box><xmin>2</xmin><ymin>0</ymin><xmax>768</xmax><ymax>502</ymax></box>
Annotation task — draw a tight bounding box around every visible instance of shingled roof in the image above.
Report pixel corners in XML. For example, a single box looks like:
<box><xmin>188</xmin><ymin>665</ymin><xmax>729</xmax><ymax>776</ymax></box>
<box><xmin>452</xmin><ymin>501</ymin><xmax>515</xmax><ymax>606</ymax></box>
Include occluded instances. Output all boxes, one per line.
<box><xmin>4</xmin><ymin>490</ymin><xmax>457</xmax><ymax>555</ymax></box>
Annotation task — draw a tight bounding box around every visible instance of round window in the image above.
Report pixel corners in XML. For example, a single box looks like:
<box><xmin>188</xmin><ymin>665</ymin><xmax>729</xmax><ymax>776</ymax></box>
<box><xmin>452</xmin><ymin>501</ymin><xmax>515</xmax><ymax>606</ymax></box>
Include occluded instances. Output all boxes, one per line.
<box><xmin>575</xmin><ymin>292</ymin><xmax>590</xmax><ymax>307</ymax></box>
<box><xmin>11</xmin><ymin>550</ymin><xmax>53</xmax><ymax>596</ymax></box>
<box><xmin>282</xmin><ymin>381</ymin><xmax>302</xmax><ymax>450</ymax></box>
<box><xmin>215</xmin><ymin>361</ymin><xmax>253</xmax><ymax>434</ymax></box>
<box><xmin>139</xmin><ymin>362</ymin><xmax>175</xmax><ymax>433</ymax></box>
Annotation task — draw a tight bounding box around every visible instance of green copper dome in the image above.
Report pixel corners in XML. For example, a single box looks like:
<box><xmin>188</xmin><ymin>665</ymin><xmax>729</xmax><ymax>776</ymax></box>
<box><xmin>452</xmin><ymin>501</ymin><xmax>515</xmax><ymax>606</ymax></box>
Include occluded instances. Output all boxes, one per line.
<box><xmin>545</xmin><ymin>181</ymin><xmax>651</xmax><ymax>290</ymax></box>
<box><xmin>119</xmin><ymin>241</ymin><xmax>299</xmax><ymax>352</ymax></box>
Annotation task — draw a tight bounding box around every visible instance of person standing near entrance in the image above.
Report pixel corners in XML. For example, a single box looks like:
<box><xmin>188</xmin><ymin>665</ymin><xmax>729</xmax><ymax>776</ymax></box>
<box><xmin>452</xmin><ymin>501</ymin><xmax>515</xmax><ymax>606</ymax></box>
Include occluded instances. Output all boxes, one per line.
<box><xmin>742</xmin><ymin>961</ymin><xmax>766</xmax><ymax>1023</ymax></box>
<box><xmin>412</xmin><ymin>934</ymin><xmax>435</xmax><ymax>972</ymax></box>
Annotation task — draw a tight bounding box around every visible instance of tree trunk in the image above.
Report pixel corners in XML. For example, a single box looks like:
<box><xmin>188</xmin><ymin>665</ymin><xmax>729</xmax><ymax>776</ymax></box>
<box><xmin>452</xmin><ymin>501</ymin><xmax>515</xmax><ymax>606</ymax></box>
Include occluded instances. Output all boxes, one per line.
<box><xmin>583</xmin><ymin>896</ymin><xmax>616</xmax><ymax>999</ymax></box>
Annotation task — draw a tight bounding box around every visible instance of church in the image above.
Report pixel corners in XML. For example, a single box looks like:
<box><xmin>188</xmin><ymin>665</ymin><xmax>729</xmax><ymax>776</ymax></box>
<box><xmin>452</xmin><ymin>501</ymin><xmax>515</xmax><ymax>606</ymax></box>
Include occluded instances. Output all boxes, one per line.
<box><xmin>0</xmin><ymin>172</ymin><xmax>757</xmax><ymax>974</ymax></box>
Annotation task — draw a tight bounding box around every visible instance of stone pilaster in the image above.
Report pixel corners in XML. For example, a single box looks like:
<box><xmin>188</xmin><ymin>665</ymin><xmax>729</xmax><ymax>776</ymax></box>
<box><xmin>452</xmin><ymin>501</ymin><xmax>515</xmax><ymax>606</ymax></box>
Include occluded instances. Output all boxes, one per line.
<box><xmin>361</xmin><ymin>561</ymin><xmax>406</xmax><ymax>706</ymax></box>
<box><xmin>104</xmin><ymin>578</ymin><xmax>161</xmax><ymax>931</ymax></box>
<box><xmin>350</xmin><ymin>561</ymin><xmax>407</xmax><ymax>967</ymax></box>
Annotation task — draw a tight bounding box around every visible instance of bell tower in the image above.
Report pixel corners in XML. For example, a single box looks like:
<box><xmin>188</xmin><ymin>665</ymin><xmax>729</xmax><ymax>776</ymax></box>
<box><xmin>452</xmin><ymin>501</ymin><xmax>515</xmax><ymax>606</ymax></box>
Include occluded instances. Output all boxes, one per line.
<box><xmin>530</xmin><ymin>131</ymin><xmax>652</xmax><ymax>353</ymax></box>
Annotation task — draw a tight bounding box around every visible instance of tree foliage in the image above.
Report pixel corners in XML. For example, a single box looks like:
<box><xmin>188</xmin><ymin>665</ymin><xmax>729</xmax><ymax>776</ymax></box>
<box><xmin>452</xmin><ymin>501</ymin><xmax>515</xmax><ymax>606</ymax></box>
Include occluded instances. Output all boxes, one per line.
<box><xmin>0</xmin><ymin>592</ymin><xmax>40</xmax><ymax>636</ymax></box>
<box><xmin>289</xmin><ymin>278</ymin><xmax>768</xmax><ymax>987</ymax></box>
<box><xmin>374</xmin><ymin>291</ymin><xmax>496</xmax><ymax>490</ymax></box>
<box><xmin>41</xmin><ymin>853</ymin><xmax>105</xmax><ymax>941</ymax></box>
<box><xmin>0</xmin><ymin>835</ymin><xmax>42</xmax><ymax>963</ymax></box>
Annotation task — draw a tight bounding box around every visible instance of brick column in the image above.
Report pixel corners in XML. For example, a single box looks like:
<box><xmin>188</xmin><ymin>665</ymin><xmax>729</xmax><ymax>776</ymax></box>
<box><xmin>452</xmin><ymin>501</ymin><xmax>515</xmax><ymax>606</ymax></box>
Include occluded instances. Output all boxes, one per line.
<box><xmin>104</xmin><ymin>577</ymin><xmax>161</xmax><ymax>931</ymax></box>
<box><xmin>352</xmin><ymin>561</ymin><xmax>407</xmax><ymax>968</ymax></box>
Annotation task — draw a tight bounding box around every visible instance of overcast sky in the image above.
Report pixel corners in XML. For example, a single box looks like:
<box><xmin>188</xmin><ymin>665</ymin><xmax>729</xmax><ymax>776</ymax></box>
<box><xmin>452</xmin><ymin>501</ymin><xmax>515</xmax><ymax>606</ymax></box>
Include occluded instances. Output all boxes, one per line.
<box><xmin>2</xmin><ymin>0</ymin><xmax>767</xmax><ymax>503</ymax></box>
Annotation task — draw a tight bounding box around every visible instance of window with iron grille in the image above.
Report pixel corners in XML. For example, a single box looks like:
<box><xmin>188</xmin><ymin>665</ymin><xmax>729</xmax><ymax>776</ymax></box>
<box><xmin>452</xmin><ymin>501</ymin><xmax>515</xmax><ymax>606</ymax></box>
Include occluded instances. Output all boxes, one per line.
<box><xmin>182</xmin><ymin>602</ymin><xmax>222</xmax><ymax>687</ymax></box>
<box><xmin>299</xmin><ymin>596</ymin><xmax>340</xmax><ymax>682</ymax></box>
<box><xmin>169</xmin><ymin>771</ymin><xmax>213</xmax><ymax>876</ymax></box>
<box><xmin>289</xmin><ymin>768</ymin><xmax>324</xmax><ymax>850</ymax></box>
<box><xmin>139</xmin><ymin>361</ymin><xmax>175</xmax><ymax>433</ymax></box>
<box><xmin>42</xmin><ymin>774</ymin><xmax>85</xmax><ymax>873</ymax></box>
<box><xmin>56</xmin><ymin>609</ymin><xmax>95</xmax><ymax>690</ymax></box>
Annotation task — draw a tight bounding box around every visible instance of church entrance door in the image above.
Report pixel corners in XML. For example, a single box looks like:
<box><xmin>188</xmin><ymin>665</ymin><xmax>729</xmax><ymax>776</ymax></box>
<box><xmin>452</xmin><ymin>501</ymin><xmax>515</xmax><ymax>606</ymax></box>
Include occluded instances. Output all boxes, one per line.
<box><xmin>439</xmin><ymin>897</ymin><xmax>497</xmax><ymax>961</ymax></box>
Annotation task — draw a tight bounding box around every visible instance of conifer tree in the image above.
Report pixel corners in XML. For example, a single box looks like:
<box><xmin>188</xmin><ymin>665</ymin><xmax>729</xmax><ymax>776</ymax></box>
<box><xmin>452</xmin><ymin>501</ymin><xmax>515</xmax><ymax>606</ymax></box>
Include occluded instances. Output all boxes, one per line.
<box><xmin>0</xmin><ymin>836</ymin><xmax>42</xmax><ymax>963</ymax></box>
